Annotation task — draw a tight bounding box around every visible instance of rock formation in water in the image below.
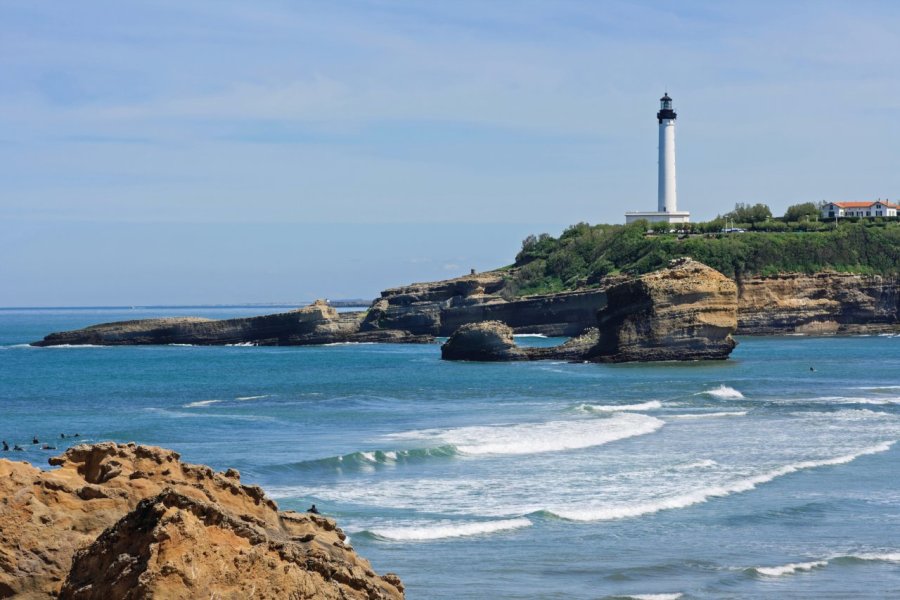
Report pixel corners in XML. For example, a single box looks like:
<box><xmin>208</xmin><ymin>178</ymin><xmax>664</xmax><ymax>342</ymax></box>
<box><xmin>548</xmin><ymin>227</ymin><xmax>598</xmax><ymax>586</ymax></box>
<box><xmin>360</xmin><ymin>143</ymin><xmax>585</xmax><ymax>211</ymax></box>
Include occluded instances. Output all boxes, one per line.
<box><xmin>0</xmin><ymin>443</ymin><xmax>404</xmax><ymax>599</ymax></box>
<box><xmin>590</xmin><ymin>258</ymin><xmax>738</xmax><ymax>362</ymax></box>
<box><xmin>441</xmin><ymin>259</ymin><xmax>737</xmax><ymax>363</ymax></box>
<box><xmin>32</xmin><ymin>300</ymin><xmax>432</xmax><ymax>347</ymax></box>
<box><xmin>440</xmin><ymin>321</ymin><xmax>600</xmax><ymax>362</ymax></box>
<box><xmin>440</xmin><ymin>321</ymin><xmax>527</xmax><ymax>361</ymax></box>
<box><xmin>363</xmin><ymin>273</ymin><xmax>607</xmax><ymax>337</ymax></box>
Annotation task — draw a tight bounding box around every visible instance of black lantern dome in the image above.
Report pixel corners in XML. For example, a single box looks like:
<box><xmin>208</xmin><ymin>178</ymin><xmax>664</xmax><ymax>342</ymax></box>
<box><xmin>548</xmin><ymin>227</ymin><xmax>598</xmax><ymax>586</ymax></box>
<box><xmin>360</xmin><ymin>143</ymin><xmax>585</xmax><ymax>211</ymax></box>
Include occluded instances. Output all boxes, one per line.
<box><xmin>657</xmin><ymin>93</ymin><xmax>676</xmax><ymax>123</ymax></box>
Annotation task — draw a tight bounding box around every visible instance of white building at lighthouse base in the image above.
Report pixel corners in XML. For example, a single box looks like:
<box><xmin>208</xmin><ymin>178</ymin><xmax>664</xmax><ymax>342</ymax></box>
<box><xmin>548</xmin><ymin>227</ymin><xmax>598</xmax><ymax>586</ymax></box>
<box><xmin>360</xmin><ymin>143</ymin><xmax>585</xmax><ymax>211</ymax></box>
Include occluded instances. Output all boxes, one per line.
<box><xmin>625</xmin><ymin>210</ymin><xmax>691</xmax><ymax>224</ymax></box>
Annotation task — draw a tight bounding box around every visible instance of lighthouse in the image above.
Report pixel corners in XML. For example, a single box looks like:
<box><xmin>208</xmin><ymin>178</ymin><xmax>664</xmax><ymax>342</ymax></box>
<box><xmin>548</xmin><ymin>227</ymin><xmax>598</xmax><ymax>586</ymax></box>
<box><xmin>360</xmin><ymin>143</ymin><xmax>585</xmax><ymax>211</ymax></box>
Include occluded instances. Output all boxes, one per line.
<box><xmin>625</xmin><ymin>93</ymin><xmax>691</xmax><ymax>224</ymax></box>
<box><xmin>657</xmin><ymin>93</ymin><xmax>677</xmax><ymax>213</ymax></box>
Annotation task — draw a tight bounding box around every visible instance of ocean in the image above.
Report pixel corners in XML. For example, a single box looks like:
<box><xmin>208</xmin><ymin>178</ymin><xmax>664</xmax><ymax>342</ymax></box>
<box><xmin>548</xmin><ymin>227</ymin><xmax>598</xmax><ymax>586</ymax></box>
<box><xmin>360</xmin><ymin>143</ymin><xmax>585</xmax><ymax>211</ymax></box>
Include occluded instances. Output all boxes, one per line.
<box><xmin>2</xmin><ymin>306</ymin><xmax>899</xmax><ymax>599</ymax></box>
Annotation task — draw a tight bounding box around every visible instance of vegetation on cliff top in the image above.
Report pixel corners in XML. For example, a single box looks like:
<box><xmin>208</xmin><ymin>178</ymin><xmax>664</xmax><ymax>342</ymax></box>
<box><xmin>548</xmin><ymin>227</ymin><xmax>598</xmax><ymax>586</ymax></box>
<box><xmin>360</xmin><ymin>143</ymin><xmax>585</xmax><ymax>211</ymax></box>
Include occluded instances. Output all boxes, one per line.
<box><xmin>508</xmin><ymin>218</ymin><xmax>900</xmax><ymax>296</ymax></box>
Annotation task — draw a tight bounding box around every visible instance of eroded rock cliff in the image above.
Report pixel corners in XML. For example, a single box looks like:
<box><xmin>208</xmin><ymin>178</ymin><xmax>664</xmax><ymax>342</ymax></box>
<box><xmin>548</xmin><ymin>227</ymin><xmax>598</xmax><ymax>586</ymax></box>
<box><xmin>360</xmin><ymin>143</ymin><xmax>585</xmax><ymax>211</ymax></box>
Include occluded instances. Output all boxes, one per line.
<box><xmin>590</xmin><ymin>258</ymin><xmax>738</xmax><ymax>362</ymax></box>
<box><xmin>737</xmin><ymin>272</ymin><xmax>900</xmax><ymax>334</ymax></box>
<box><xmin>0</xmin><ymin>443</ymin><xmax>403</xmax><ymax>600</ymax></box>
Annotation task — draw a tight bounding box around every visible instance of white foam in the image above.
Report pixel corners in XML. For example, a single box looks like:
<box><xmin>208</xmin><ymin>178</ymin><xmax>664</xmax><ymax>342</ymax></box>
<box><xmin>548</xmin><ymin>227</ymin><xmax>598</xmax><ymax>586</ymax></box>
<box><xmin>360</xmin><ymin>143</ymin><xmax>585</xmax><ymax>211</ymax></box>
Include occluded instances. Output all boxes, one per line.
<box><xmin>369</xmin><ymin>517</ymin><xmax>532</xmax><ymax>541</ymax></box>
<box><xmin>754</xmin><ymin>560</ymin><xmax>828</xmax><ymax>577</ymax></box>
<box><xmin>577</xmin><ymin>401</ymin><xmax>662</xmax><ymax>413</ymax></box>
<box><xmin>553</xmin><ymin>441</ymin><xmax>895</xmax><ymax>521</ymax></box>
<box><xmin>849</xmin><ymin>552</ymin><xmax>900</xmax><ymax>562</ymax></box>
<box><xmin>668</xmin><ymin>411</ymin><xmax>748</xmax><ymax>419</ymax></box>
<box><xmin>856</xmin><ymin>385</ymin><xmax>900</xmax><ymax>390</ymax></box>
<box><xmin>673</xmin><ymin>459</ymin><xmax>718</xmax><ymax>470</ymax></box>
<box><xmin>183</xmin><ymin>399</ymin><xmax>221</xmax><ymax>408</ymax></box>
<box><xmin>513</xmin><ymin>333</ymin><xmax>548</xmax><ymax>338</ymax></box>
<box><xmin>386</xmin><ymin>413</ymin><xmax>664</xmax><ymax>456</ymax></box>
<box><xmin>624</xmin><ymin>595</ymin><xmax>683</xmax><ymax>600</ymax></box>
<box><xmin>360</xmin><ymin>452</ymin><xmax>377</xmax><ymax>462</ymax></box>
<box><xmin>168</xmin><ymin>343</ymin><xmax>195</xmax><ymax>347</ymax></box>
<box><xmin>225</xmin><ymin>342</ymin><xmax>257</xmax><ymax>347</ymax></box>
<box><xmin>236</xmin><ymin>395</ymin><xmax>268</xmax><ymax>401</ymax></box>
<box><xmin>41</xmin><ymin>344</ymin><xmax>107</xmax><ymax>348</ymax></box>
<box><xmin>697</xmin><ymin>385</ymin><xmax>744</xmax><ymax>399</ymax></box>
<box><xmin>383</xmin><ymin>451</ymin><xmax>397</xmax><ymax>460</ymax></box>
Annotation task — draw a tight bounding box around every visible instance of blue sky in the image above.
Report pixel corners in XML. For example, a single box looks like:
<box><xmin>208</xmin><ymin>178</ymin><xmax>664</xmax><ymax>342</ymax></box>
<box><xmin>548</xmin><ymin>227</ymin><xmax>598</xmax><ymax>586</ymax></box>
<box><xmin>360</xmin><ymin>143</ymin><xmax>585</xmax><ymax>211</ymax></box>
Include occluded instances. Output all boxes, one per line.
<box><xmin>2</xmin><ymin>1</ymin><xmax>899</xmax><ymax>305</ymax></box>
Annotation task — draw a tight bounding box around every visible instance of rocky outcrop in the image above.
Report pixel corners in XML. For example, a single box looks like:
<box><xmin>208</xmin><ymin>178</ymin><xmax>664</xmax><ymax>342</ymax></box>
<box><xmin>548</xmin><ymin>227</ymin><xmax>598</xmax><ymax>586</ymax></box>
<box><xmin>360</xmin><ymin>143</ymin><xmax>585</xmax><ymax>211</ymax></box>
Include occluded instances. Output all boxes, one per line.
<box><xmin>590</xmin><ymin>258</ymin><xmax>738</xmax><ymax>362</ymax></box>
<box><xmin>737</xmin><ymin>272</ymin><xmax>900</xmax><ymax>334</ymax></box>
<box><xmin>441</xmin><ymin>321</ymin><xmax>599</xmax><ymax>362</ymax></box>
<box><xmin>0</xmin><ymin>443</ymin><xmax>403</xmax><ymax>599</ymax></box>
<box><xmin>363</xmin><ymin>273</ymin><xmax>607</xmax><ymax>337</ymax></box>
<box><xmin>440</xmin><ymin>321</ymin><xmax>527</xmax><ymax>361</ymax></box>
<box><xmin>32</xmin><ymin>300</ymin><xmax>432</xmax><ymax>347</ymax></box>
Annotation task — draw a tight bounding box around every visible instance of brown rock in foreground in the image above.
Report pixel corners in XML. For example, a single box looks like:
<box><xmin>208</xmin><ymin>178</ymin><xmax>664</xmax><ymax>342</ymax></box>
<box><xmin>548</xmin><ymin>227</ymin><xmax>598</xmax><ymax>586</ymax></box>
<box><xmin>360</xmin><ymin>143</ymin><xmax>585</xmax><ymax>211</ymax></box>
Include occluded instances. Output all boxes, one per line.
<box><xmin>0</xmin><ymin>443</ymin><xmax>403</xmax><ymax>600</ymax></box>
<box><xmin>591</xmin><ymin>258</ymin><xmax>738</xmax><ymax>362</ymax></box>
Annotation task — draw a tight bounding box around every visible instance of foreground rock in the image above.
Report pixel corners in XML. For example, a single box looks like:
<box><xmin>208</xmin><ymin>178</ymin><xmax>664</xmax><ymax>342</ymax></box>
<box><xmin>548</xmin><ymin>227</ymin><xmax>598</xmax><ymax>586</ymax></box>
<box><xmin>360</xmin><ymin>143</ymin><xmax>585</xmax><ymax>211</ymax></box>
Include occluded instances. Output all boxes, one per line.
<box><xmin>441</xmin><ymin>321</ymin><xmax>599</xmax><ymax>362</ymax></box>
<box><xmin>590</xmin><ymin>258</ymin><xmax>738</xmax><ymax>362</ymax></box>
<box><xmin>32</xmin><ymin>300</ymin><xmax>431</xmax><ymax>347</ymax></box>
<box><xmin>0</xmin><ymin>443</ymin><xmax>403</xmax><ymax>599</ymax></box>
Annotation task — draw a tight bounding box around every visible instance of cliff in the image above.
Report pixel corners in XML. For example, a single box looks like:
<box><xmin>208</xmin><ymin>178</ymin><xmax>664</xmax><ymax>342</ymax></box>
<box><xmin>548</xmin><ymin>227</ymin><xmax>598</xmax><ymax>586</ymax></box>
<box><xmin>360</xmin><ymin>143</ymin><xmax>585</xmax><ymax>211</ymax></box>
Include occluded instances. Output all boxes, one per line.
<box><xmin>441</xmin><ymin>259</ymin><xmax>737</xmax><ymax>363</ymax></box>
<box><xmin>737</xmin><ymin>272</ymin><xmax>900</xmax><ymax>334</ymax></box>
<box><xmin>32</xmin><ymin>300</ymin><xmax>432</xmax><ymax>347</ymax></box>
<box><xmin>590</xmin><ymin>258</ymin><xmax>738</xmax><ymax>362</ymax></box>
<box><xmin>0</xmin><ymin>443</ymin><xmax>403</xmax><ymax>599</ymax></box>
<box><xmin>363</xmin><ymin>273</ymin><xmax>607</xmax><ymax>337</ymax></box>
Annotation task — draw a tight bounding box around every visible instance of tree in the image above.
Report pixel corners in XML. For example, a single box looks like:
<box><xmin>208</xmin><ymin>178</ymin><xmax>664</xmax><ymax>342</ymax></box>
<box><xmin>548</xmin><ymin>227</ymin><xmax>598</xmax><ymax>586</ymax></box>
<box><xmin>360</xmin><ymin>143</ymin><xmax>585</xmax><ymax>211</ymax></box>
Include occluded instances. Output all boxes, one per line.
<box><xmin>722</xmin><ymin>203</ymin><xmax>772</xmax><ymax>224</ymax></box>
<box><xmin>783</xmin><ymin>202</ymin><xmax>819</xmax><ymax>222</ymax></box>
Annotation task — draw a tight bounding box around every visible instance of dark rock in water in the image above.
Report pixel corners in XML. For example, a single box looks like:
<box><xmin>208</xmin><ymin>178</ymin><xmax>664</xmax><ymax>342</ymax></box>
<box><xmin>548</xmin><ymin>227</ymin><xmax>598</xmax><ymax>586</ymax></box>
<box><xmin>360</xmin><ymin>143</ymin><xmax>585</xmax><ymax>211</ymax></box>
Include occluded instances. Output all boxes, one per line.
<box><xmin>441</xmin><ymin>322</ymin><xmax>600</xmax><ymax>362</ymax></box>
<box><xmin>441</xmin><ymin>321</ymin><xmax>527</xmax><ymax>361</ymax></box>
<box><xmin>32</xmin><ymin>300</ymin><xmax>433</xmax><ymax>347</ymax></box>
<box><xmin>589</xmin><ymin>258</ymin><xmax>738</xmax><ymax>363</ymax></box>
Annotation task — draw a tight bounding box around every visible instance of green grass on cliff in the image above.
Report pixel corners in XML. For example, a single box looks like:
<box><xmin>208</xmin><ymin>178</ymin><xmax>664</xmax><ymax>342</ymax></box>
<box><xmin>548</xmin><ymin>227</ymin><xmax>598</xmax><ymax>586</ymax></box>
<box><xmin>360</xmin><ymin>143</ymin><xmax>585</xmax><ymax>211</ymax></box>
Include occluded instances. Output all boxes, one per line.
<box><xmin>507</xmin><ymin>220</ymin><xmax>900</xmax><ymax>295</ymax></box>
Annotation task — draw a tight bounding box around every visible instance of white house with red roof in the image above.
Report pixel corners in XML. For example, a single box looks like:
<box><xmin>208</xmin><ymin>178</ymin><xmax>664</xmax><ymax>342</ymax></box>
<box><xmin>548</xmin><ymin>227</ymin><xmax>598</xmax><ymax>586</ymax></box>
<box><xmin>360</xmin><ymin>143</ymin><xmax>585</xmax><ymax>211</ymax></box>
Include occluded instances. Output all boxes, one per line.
<box><xmin>821</xmin><ymin>200</ymin><xmax>898</xmax><ymax>219</ymax></box>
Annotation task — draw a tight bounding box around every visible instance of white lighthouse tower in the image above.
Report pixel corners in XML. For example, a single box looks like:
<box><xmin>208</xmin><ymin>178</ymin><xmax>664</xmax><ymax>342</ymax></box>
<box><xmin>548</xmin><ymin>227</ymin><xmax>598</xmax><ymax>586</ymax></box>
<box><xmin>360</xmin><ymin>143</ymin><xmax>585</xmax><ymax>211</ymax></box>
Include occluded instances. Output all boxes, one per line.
<box><xmin>625</xmin><ymin>93</ymin><xmax>691</xmax><ymax>224</ymax></box>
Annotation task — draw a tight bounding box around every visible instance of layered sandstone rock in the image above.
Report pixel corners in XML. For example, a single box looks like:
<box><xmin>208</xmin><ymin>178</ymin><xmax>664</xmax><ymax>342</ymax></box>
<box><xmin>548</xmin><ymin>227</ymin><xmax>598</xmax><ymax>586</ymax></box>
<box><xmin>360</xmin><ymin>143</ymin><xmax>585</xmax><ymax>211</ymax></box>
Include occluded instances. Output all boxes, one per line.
<box><xmin>364</xmin><ymin>273</ymin><xmax>607</xmax><ymax>337</ymax></box>
<box><xmin>441</xmin><ymin>321</ymin><xmax>527</xmax><ymax>361</ymax></box>
<box><xmin>32</xmin><ymin>300</ymin><xmax>432</xmax><ymax>347</ymax></box>
<box><xmin>737</xmin><ymin>272</ymin><xmax>900</xmax><ymax>334</ymax></box>
<box><xmin>0</xmin><ymin>443</ymin><xmax>403</xmax><ymax>599</ymax></box>
<box><xmin>440</xmin><ymin>321</ymin><xmax>599</xmax><ymax>362</ymax></box>
<box><xmin>590</xmin><ymin>258</ymin><xmax>738</xmax><ymax>362</ymax></box>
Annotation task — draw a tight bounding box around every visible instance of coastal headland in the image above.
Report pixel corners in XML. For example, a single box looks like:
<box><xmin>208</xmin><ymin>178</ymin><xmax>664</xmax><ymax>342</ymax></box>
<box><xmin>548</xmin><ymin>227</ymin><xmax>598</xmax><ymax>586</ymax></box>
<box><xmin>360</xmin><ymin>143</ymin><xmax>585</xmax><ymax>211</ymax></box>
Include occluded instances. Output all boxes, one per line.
<box><xmin>31</xmin><ymin>221</ymin><xmax>900</xmax><ymax>361</ymax></box>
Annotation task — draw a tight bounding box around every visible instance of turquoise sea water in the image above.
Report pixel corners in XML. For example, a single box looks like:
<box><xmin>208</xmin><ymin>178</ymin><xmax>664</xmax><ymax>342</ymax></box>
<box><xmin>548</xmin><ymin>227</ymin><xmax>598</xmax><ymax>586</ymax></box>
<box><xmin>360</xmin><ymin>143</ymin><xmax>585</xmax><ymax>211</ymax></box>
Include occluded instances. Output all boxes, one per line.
<box><xmin>2</xmin><ymin>307</ymin><xmax>900</xmax><ymax>599</ymax></box>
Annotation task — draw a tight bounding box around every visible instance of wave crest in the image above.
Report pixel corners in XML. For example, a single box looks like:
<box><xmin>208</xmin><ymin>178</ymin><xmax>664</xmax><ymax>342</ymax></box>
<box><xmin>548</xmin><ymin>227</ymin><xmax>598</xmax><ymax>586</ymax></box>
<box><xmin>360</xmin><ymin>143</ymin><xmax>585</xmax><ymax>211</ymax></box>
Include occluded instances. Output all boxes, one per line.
<box><xmin>365</xmin><ymin>517</ymin><xmax>532</xmax><ymax>541</ymax></box>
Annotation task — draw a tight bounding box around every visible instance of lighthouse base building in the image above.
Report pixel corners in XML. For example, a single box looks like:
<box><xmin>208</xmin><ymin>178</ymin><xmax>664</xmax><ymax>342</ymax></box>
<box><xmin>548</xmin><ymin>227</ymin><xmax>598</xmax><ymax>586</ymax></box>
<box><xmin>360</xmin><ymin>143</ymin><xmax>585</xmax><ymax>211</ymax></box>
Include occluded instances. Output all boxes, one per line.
<box><xmin>625</xmin><ymin>93</ymin><xmax>690</xmax><ymax>225</ymax></box>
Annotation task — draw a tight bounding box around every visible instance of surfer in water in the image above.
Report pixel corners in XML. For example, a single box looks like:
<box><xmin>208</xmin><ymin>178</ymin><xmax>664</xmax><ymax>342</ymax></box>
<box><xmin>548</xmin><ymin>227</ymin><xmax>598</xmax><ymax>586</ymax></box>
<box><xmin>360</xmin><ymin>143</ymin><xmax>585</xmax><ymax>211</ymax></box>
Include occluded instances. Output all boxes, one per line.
<box><xmin>2</xmin><ymin>441</ymin><xmax>8</xmax><ymax>451</ymax></box>
<box><xmin>307</xmin><ymin>504</ymin><xmax>320</xmax><ymax>514</ymax></box>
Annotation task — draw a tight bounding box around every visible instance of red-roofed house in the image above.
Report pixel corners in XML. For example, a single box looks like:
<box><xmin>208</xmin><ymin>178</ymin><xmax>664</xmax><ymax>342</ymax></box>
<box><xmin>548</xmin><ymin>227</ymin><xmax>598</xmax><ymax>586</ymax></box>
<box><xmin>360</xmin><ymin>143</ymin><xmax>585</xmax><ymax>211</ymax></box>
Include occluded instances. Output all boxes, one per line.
<box><xmin>821</xmin><ymin>200</ymin><xmax>898</xmax><ymax>219</ymax></box>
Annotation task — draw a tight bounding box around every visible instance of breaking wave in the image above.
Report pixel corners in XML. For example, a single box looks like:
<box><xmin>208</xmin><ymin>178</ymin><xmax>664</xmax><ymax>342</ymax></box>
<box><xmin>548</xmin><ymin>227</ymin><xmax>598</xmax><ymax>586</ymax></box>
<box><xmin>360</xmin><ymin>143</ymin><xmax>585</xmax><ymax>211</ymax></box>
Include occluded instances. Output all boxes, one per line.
<box><xmin>183</xmin><ymin>399</ymin><xmax>221</xmax><ymax>408</ymax></box>
<box><xmin>363</xmin><ymin>517</ymin><xmax>532</xmax><ymax>541</ymax></box>
<box><xmin>385</xmin><ymin>413</ymin><xmax>664</xmax><ymax>456</ymax></box>
<box><xmin>697</xmin><ymin>385</ymin><xmax>744</xmax><ymax>399</ymax></box>
<box><xmin>749</xmin><ymin>552</ymin><xmax>900</xmax><ymax>577</ymax></box>
<box><xmin>549</xmin><ymin>441</ymin><xmax>895</xmax><ymax>522</ymax></box>
<box><xmin>576</xmin><ymin>401</ymin><xmax>662</xmax><ymax>413</ymax></box>
<box><xmin>668</xmin><ymin>411</ymin><xmax>748</xmax><ymax>419</ymax></box>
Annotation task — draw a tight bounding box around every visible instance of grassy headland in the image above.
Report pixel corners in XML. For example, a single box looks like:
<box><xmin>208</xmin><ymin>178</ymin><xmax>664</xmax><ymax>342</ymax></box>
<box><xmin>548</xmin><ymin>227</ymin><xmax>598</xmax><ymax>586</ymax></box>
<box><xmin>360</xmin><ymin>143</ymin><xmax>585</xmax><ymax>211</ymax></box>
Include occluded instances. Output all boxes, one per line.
<box><xmin>507</xmin><ymin>219</ymin><xmax>900</xmax><ymax>296</ymax></box>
